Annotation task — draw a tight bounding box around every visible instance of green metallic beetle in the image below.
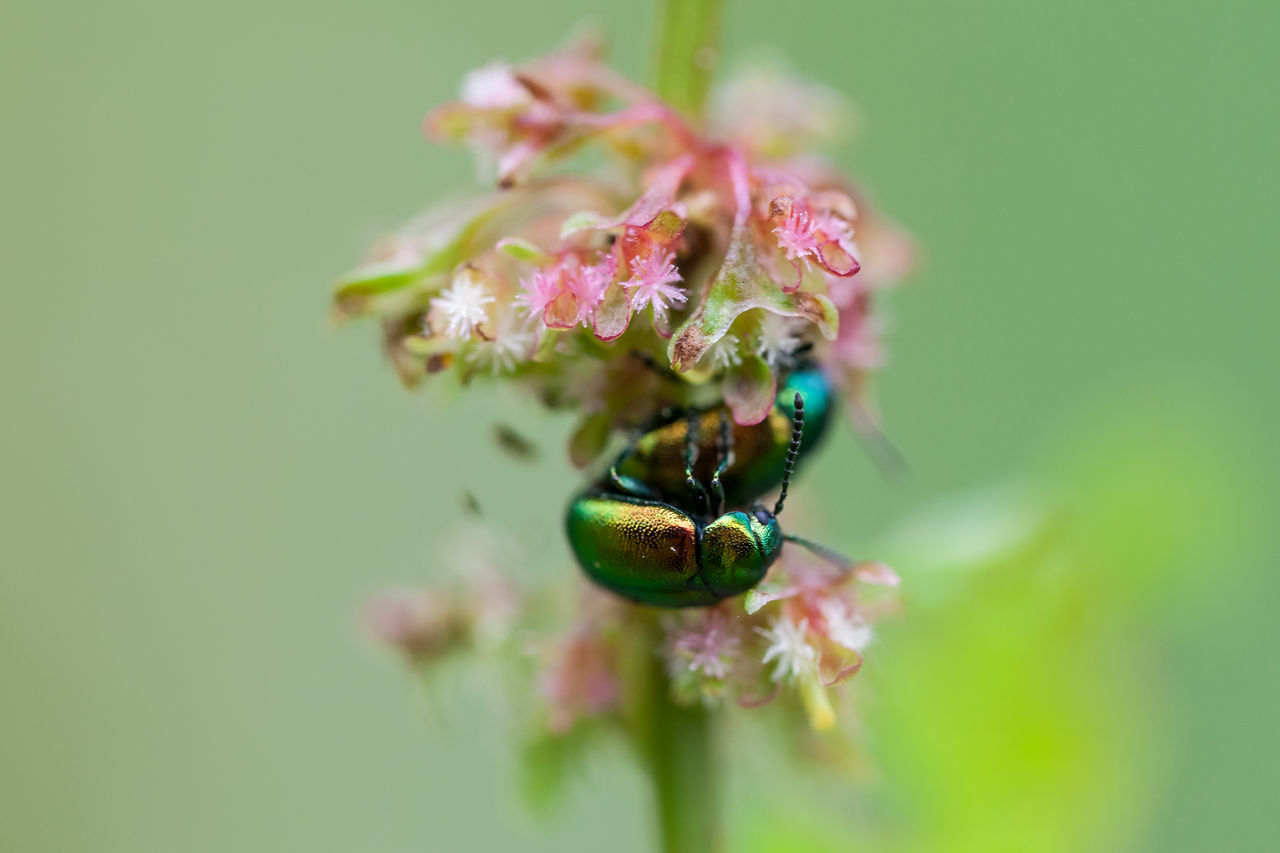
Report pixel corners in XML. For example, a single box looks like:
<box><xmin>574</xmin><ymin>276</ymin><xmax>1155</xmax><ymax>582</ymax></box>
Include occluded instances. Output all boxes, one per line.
<box><xmin>608</xmin><ymin>365</ymin><xmax>834</xmax><ymax>511</ymax></box>
<box><xmin>566</xmin><ymin>393</ymin><xmax>845</xmax><ymax>607</ymax></box>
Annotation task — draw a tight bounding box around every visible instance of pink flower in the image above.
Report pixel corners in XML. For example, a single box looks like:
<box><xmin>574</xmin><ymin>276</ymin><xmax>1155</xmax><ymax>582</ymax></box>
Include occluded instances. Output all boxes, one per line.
<box><xmin>360</xmin><ymin>588</ymin><xmax>468</xmax><ymax>664</ymax></box>
<box><xmin>670</xmin><ymin>609</ymin><xmax>741</xmax><ymax>680</ymax></box>
<box><xmin>515</xmin><ymin>266</ymin><xmax>562</xmax><ymax>318</ymax></box>
<box><xmin>539</xmin><ymin>623</ymin><xmax>620</xmax><ymax>734</ymax></box>
<box><xmin>623</xmin><ymin>249</ymin><xmax>685</xmax><ymax>322</ymax></box>
<box><xmin>773</xmin><ymin>201</ymin><xmax>823</xmax><ymax>262</ymax></box>
<box><xmin>515</xmin><ymin>252</ymin><xmax>616</xmax><ymax>330</ymax></box>
<box><xmin>745</xmin><ymin>550</ymin><xmax>897</xmax><ymax>691</ymax></box>
<box><xmin>568</xmin><ymin>253</ymin><xmax>618</xmax><ymax>326</ymax></box>
<box><xmin>769</xmin><ymin>195</ymin><xmax>861</xmax><ymax>280</ymax></box>
<box><xmin>339</xmin><ymin>39</ymin><xmax>914</xmax><ymax>738</ymax></box>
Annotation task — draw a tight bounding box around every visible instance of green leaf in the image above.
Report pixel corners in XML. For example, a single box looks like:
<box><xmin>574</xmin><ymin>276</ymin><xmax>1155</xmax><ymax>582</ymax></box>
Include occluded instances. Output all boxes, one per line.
<box><xmin>332</xmin><ymin>194</ymin><xmax>511</xmax><ymax>318</ymax></box>
<box><xmin>332</xmin><ymin>260</ymin><xmax>428</xmax><ymax>317</ymax></box>
<box><xmin>496</xmin><ymin>237</ymin><xmax>551</xmax><ymax>264</ymax></box>
<box><xmin>559</xmin><ymin>210</ymin><xmax>609</xmax><ymax>239</ymax></box>
<box><xmin>668</xmin><ymin>227</ymin><xmax>838</xmax><ymax>372</ymax></box>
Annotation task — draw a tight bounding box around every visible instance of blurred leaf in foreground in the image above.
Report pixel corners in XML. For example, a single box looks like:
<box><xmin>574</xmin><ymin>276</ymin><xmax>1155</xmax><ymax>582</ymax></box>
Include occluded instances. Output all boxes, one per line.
<box><xmin>849</xmin><ymin>390</ymin><xmax>1264</xmax><ymax>853</ymax></box>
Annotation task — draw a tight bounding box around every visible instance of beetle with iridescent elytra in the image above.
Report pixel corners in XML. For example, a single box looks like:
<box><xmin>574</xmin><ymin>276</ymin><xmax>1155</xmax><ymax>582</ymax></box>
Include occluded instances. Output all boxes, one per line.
<box><xmin>566</xmin><ymin>391</ymin><xmax>852</xmax><ymax>607</ymax></box>
<box><xmin>608</xmin><ymin>365</ymin><xmax>834</xmax><ymax>512</ymax></box>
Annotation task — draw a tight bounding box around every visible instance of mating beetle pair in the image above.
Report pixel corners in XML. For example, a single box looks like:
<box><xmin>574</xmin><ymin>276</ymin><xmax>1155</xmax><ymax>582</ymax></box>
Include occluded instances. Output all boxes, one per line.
<box><xmin>565</xmin><ymin>368</ymin><xmax>845</xmax><ymax>607</ymax></box>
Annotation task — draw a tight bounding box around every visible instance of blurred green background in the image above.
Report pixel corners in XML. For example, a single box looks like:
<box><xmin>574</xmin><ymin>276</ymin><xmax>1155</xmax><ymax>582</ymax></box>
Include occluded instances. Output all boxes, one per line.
<box><xmin>2</xmin><ymin>0</ymin><xmax>1276</xmax><ymax>850</ymax></box>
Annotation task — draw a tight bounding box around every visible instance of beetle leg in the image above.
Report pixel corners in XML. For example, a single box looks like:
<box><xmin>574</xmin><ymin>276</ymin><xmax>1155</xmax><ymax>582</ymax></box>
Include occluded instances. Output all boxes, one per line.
<box><xmin>683</xmin><ymin>409</ymin><xmax>711</xmax><ymax>517</ymax></box>
<box><xmin>608</xmin><ymin>434</ymin><xmax>661</xmax><ymax>499</ymax></box>
<box><xmin>709</xmin><ymin>409</ymin><xmax>733</xmax><ymax>515</ymax></box>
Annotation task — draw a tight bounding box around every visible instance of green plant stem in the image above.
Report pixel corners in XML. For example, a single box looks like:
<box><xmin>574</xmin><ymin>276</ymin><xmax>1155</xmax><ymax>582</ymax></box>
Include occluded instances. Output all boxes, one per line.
<box><xmin>629</xmin><ymin>6</ymin><xmax>725</xmax><ymax>849</ymax></box>
<box><xmin>654</xmin><ymin>0</ymin><xmax>723</xmax><ymax>116</ymax></box>
<box><xmin>624</xmin><ymin>612</ymin><xmax>724</xmax><ymax>853</ymax></box>
<box><xmin>649</xmin><ymin>684</ymin><xmax>720</xmax><ymax>852</ymax></box>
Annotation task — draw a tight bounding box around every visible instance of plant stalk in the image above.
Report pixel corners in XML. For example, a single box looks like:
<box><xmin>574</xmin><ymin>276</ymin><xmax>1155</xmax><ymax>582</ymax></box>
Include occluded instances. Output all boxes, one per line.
<box><xmin>623</xmin><ymin>611</ymin><xmax>724</xmax><ymax>853</ymax></box>
<box><xmin>631</xmin><ymin>4</ymin><xmax>726</xmax><ymax>849</ymax></box>
<box><xmin>654</xmin><ymin>0</ymin><xmax>723</xmax><ymax>117</ymax></box>
<box><xmin>648</xmin><ymin>681</ymin><xmax>721</xmax><ymax>852</ymax></box>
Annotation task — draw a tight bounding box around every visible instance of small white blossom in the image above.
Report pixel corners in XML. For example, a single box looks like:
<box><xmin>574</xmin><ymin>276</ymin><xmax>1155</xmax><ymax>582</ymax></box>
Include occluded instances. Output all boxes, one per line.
<box><xmin>460</xmin><ymin>62</ymin><xmax>529</xmax><ymax>109</ymax></box>
<box><xmin>703</xmin><ymin>333</ymin><xmax>744</xmax><ymax>372</ymax></box>
<box><xmin>757</xmin><ymin>614</ymin><xmax>819</xmax><ymax>682</ymax></box>
<box><xmin>818</xmin><ymin>597</ymin><xmax>873</xmax><ymax>652</ymax></box>
<box><xmin>431</xmin><ymin>268</ymin><xmax>495</xmax><ymax>339</ymax></box>
<box><xmin>755</xmin><ymin>313</ymin><xmax>806</xmax><ymax>368</ymax></box>
<box><xmin>465</xmin><ymin>324</ymin><xmax>535</xmax><ymax>374</ymax></box>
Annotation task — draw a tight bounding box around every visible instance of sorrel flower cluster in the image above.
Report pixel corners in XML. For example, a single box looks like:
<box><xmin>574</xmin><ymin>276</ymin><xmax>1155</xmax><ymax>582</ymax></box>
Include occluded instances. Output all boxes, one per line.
<box><xmin>334</xmin><ymin>37</ymin><xmax>911</xmax><ymax>442</ymax></box>
<box><xmin>340</xmin><ymin>36</ymin><xmax>912</xmax><ymax>733</ymax></box>
<box><xmin>366</xmin><ymin>521</ymin><xmax>900</xmax><ymax>732</ymax></box>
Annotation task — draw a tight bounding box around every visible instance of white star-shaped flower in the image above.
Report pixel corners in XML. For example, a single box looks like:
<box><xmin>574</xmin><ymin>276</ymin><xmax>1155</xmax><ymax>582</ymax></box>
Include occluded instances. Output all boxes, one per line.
<box><xmin>757</xmin><ymin>614</ymin><xmax>819</xmax><ymax>682</ymax></box>
<box><xmin>817</xmin><ymin>597</ymin><xmax>873</xmax><ymax>652</ymax></box>
<box><xmin>431</xmin><ymin>268</ymin><xmax>495</xmax><ymax>339</ymax></box>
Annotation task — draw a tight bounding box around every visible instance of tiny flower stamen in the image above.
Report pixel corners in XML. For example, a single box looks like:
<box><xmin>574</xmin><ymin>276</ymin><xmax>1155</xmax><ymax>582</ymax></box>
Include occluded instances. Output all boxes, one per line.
<box><xmin>817</xmin><ymin>597</ymin><xmax>874</xmax><ymax>653</ymax></box>
<box><xmin>431</xmin><ymin>268</ymin><xmax>496</xmax><ymax>339</ymax></box>
<box><xmin>704</xmin><ymin>333</ymin><xmax>744</xmax><ymax>371</ymax></box>
<box><xmin>623</xmin><ymin>249</ymin><xmax>686</xmax><ymax>322</ymax></box>
<box><xmin>755</xmin><ymin>313</ymin><xmax>806</xmax><ymax>368</ymax></box>
<box><xmin>671</xmin><ymin>609</ymin><xmax>741</xmax><ymax>680</ymax></box>
<box><xmin>757</xmin><ymin>613</ymin><xmax>819</xmax><ymax>682</ymax></box>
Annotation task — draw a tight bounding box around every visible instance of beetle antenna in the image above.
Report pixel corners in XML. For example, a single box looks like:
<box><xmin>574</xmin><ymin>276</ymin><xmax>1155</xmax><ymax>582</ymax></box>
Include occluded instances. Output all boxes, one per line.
<box><xmin>783</xmin><ymin>533</ymin><xmax>857</xmax><ymax>574</ymax></box>
<box><xmin>773</xmin><ymin>393</ymin><xmax>805</xmax><ymax>516</ymax></box>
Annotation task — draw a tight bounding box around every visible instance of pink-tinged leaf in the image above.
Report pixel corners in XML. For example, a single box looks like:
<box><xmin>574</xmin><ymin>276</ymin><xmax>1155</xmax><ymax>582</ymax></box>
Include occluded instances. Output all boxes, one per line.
<box><xmin>756</xmin><ymin>242</ymin><xmax>804</xmax><ymax>292</ymax></box>
<box><xmin>722</xmin><ymin>355</ymin><xmax>777</xmax><ymax>426</ymax></box>
<box><xmin>592</xmin><ymin>284</ymin><xmax>632</xmax><ymax>341</ymax></box>
<box><xmin>644</xmin><ymin>208</ymin><xmax>686</xmax><ymax>242</ymax></box>
<box><xmin>822</xmin><ymin>649</ymin><xmax>864</xmax><ymax>687</ymax></box>
<box><xmin>652</xmin><ymin>311</ymin><xmax>674</xmax><ymax>339</ymax></box>
<box><xmin>735</xmin><ymin>682</ymin><xmax>781</xmax><ymax>709</ymax></box>
<box><xmin>620</xmin><ymin>155</ymin><xmax>694</xmax><ymax>226</ymax></box>
<box><xmin>852</xmin><ymin>561</ymin><xmax>900</xmax><ymax>587</ymax></box>
<box><xmin>496</xmin><ymin>140</ymin><xmax>543</xmax><ymax>188</ymax></box>
<box><xmin>667</xmin><ymin>226</ymin><xmax>839</xmax><ymax>372</ymax></box>
<box><xmin>561</xmin><ymin>157</ymin><xmax>694</xmax><ymax>238</ymax></box>
<box><xmin>817</xmin><ymin>239</ymin><xmax>860</xmax><ymax>277</ymax></box>
<box><xmin>619</xmin><ymin>212</ymin><xmax>686</xmax><ymax>277</ymax></box>
<box><xmin>542</xmin><ymin>290</ymin><xmax>579</xmax><ymax>329</ymax></box>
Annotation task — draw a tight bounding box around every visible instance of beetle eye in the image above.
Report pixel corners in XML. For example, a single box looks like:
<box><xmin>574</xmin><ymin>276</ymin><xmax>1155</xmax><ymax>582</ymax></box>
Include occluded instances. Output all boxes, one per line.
<box><xmin>753</xmin><ymin>508</ymin><xmax>772</xmax><ymax>525</ymax></box>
